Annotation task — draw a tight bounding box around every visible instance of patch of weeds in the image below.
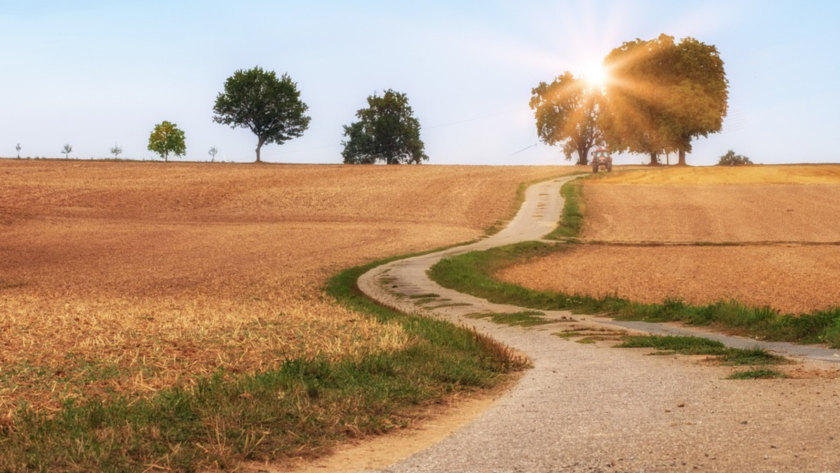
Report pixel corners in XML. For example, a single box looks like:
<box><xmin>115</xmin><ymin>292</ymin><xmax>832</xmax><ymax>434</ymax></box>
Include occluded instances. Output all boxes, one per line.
<box><xmin>413</xmin><ymin>297</ymin><xmax>447</xmax><ymax>305</ymax></box>
<box><xmin>426</xmin><ymin>303</ymin><xmax>473</xmax><ymax>309</ymax></box>
<box><xmin>721</xmin><ymin>347</ymin><xmax>789</xmax><ymax>366</ymax></box>
<box><xmin>617</xmin><ymin>335</ymin><xmax>726</xmax><ymax>355</ymax></box>
<box><xmin>409</xmin><ymin>293</ymin><xmax>440</xmax><ymax>299</ymax></box>
<box><xmin>617</xmin><ymin>335</ymin><xmax>788</xmax><ymax>366</ymax></box>
<box><xmin>555</xmin><ymin>331</ymin><xmax>583</xmax><ymax>339</ymax></box>
<box><xmin>576</xmin><ymin>338</ymin><xmax>597</xmax><ymax>344</ymax></box>
<box><xmin>466</xmin><ymin>311</ymin><xmax>551</xmax><ymax>328</ymax></box>
<box><xmin>728</xmin><ymin>369</ymin><xmax>789</xmax><ymax>380</ymax></box>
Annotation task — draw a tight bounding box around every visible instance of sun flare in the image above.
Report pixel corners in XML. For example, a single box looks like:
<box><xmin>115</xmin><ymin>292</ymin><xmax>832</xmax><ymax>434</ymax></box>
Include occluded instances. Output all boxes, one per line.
<box><xmin>582</xmin><ymin>62</ymin><xmax>608</xmax><ymax>88</ymax></box>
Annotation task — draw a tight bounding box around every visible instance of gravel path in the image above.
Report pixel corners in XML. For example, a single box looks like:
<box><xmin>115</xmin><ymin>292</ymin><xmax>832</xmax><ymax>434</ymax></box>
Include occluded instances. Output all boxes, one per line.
<box><xmin>357</xmin><ymin>177</ymin><xmax>840</xmax><ymax>472</ymax></box>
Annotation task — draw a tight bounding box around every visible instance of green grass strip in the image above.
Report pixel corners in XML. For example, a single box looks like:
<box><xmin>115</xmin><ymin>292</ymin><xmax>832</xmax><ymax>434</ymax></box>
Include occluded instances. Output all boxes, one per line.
<box><xmin>545</xmin><ymin>178</ymin><xmax>585</xmax><ymax>240</ymax></box>
<box><xmin>466</xmin><ymin>311</ymin><xmax>550</xmax><ymax>327</ymax></box>
<box><xmin>0</xmin><ymin>250</ymin><xmax>525</xmax><ymax>472</ymax></box>
<box><xmin>616</xmin><ymin>335</ymin><xmax>788</xmax><ymax>365</ymax></box>
<box><xmin>728</xmin><ymin>369</ymin><xmax>789</xmax><ymax>380</ymax></box>
<box><xmin>428</xmin><ymin>241</ymin><xmax>840</xmax><ymax>348</ymax></box>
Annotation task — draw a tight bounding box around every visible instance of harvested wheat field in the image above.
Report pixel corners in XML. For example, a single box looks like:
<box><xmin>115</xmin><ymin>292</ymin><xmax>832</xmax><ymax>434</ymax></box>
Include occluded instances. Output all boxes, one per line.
<box><xmin>497</xmin><ymin>245</ymin><xmax>840</xmax><ymax>314</ymax></box>
<box><xmin>0</xmin><ymin>160</ymin><xmax>572</xmax><ymax>412</ymax></box>
<box><xmin>499</xmin><ymin>165</ymin><xmax>840</xmax><ymax>313</ymax></box>
<box><xmin>583</xmin><ymin>165</ymin><xmax>840</xmax><ymax>242</ymax></box>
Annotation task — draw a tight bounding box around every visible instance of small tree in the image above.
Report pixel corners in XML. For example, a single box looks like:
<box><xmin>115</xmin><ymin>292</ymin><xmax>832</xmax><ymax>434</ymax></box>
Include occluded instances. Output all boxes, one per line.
<box><xmin>110</xmin><ymin>143</ymin><xmax>123</xmax><ymax>159</ymax></box>
<box><xmin>15</xmin><ymin>143</ymin><xmax>21</xmax><ymax>159</ymax></box>
<box><xmin>61</xmin><ymin>143</ymin><xmax>73</xmax><ymax>159</ymax></box>
<box><xmin>208</xmin><ymin>146</ymin><xmax>218</xmax><ymax>161</ymax></box>
<box><xmin>147</xmin><ymin>121</ymin><xmax>186</xmax><ymax>162</ymax></box>
<box><xmin>213</xmin><ymin>67</ymin><xmax>311</xmax><ymax>163</ymax></box>
<box><xmin>342</xmin><ymin>89</ymin><xmax>428</xmax><ymax>165</ymax></box>
<box><xmin>530</xmin><ymin>71</ymin><xmax>603</xmax><ymax>165</ymax></box>
<box><xmin>717</xmin><ymin>150</ymin><xmax>753</xmax><ymax>166</ymax></box>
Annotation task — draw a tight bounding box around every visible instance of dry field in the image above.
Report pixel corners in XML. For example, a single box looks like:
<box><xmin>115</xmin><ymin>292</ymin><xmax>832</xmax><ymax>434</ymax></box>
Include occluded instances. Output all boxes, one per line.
<box><xmin>583</xmin><ymin>165</ymin><xmax>840</xmax><ymax>243</ymax></box>
<box><xmin>498</xmin><ymin>165</ymin><xmax>840</xmax><ymax>313</ymax></box>
<box><xmin>0</xmin><ymin>160</ymin><xmax>573</xmax><ymax>411</ymax></box>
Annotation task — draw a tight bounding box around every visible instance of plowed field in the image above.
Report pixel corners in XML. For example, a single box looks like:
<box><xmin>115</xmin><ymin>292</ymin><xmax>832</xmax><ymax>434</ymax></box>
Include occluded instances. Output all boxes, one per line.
<box><xmin>498</xmin><ymin>165</ymin><xmax>840</xmax><ymax>313</ymax></box>
<box><xmin>0</xmin><ymin>160</ymin><xmax>572</xmax><ymax>410</ymax></box>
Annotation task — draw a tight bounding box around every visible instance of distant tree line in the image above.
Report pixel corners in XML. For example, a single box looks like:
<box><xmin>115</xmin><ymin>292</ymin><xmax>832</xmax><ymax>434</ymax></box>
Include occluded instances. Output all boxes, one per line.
<box><xmin>9</xmin><ymin>34</ymin><xmax>732</xmax><ymax>165</ymax></box>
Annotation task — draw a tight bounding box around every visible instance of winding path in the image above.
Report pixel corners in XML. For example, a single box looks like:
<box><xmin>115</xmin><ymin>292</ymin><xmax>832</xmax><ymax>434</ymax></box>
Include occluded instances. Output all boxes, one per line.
<box><xmin>357</xmin><ymin>177</ymin><xmax>840</xmax><ymax>472</ymax></box>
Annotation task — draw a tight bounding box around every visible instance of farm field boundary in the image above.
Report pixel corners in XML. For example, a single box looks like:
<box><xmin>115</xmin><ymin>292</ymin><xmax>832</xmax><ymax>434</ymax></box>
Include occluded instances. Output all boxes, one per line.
<box><xmin>428</xmin><ymin>166</ymin><xmax>840</xmax><ymax>355</ymax></box>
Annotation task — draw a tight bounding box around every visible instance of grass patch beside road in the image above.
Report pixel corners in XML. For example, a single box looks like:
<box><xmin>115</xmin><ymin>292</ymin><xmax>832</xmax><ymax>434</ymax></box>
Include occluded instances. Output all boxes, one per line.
<box><xmin>466</xmin><ymin>311</ymin><xmax>551</xmax><ymax>327</ymax></box>
<box><xmin>617</xmin><ymin>335</ymin><xmax>788</xmax><ymax>365</ymax></box>
<box><xmin>0</xmin><ymin>255</ymin><xmax>526</xmax><ymax>472</ymax></box>
<box><xmin>728</xmin><ymin>369</ymin><xmax>789</xmax><ymax>380</ymax></box>
<box><xmin>428</xmin><ymin>241</ymin><xmax>840</xmax><ymax>348</ymax></box>
<box><xmin>545</xmin><ymin>178</ymin><xmax>585</xmax><ymax>240</ymax></box>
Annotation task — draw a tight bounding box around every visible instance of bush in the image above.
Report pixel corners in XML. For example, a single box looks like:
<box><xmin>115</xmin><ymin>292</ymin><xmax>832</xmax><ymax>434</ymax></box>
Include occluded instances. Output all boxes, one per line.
<box><xmin>717</xmin><ymin>150</ymin><xmax>753</xmax><ymax>166</ymax></box>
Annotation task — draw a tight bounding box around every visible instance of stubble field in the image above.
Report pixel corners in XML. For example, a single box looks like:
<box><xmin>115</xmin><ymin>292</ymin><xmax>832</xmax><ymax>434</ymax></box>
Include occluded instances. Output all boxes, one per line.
<box><xmin>498</xmin><ymin>165</ymin><xmax>840</xmax><ymax>314</ymax></box>
<box><xmin>0</xmin><ymin>160</ymin><xmax>572</xmax><ymax>412</ymax></box>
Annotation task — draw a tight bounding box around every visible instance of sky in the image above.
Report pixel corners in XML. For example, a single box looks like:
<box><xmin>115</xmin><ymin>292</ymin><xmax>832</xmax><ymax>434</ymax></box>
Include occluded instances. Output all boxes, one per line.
<box><xmin>2</xmin><ymin>0</ymin><xmax>839</xmax><ymax>166</ymax></box>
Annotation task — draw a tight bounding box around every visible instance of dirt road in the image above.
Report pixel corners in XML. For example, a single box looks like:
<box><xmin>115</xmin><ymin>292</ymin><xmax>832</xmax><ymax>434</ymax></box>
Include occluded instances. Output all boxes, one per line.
<box><xmin>354</xmin><ymin>177</ymin><xmax>840</xmax><ymax>472</ymax></box>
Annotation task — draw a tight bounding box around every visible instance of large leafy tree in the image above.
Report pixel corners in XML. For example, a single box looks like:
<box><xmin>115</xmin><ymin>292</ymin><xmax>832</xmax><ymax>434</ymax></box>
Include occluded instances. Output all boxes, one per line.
<box><xmin>147</xmin><ymin>121</ymin><xmax>186</xmax><ymax>162</ymax></box>
<box><xmin>529</xmin><ymin>71</ymin><xmax>602</xmax><ymax>166</ymax></box>
<box><xmin>342</xmin><ymin>89</ymin><xmax>428</xmax><ymax>165</ymax></box>
<box><xmin>213</xmin><ymin>67</ymin><xmax>311</xmax><ymax>163</ymax></box>
<box><xmin>601</xmin><ymin>34</ymin><xmax>728</xmax><ymax>165</ymax></box>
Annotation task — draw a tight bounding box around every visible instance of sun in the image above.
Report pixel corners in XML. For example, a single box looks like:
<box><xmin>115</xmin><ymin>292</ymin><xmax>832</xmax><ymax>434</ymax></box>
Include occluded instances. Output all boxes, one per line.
<box><xmin>582</xmin><ymin>62</ymin><xmax>608</xmax><ymax>89</ymax></box>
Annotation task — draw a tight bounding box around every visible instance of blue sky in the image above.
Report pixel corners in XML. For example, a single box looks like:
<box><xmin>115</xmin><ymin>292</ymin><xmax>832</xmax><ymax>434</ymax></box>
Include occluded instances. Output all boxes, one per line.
<box><xmin>2</xmin><ymin>0</ymin><xmax>838</xmax><ymax>165</ymax></box>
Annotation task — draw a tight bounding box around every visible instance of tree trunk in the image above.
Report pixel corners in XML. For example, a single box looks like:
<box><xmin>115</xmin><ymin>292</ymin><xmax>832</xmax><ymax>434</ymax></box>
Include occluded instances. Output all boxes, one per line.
<box><xmin>578</xmin><ymin>145</ymin><xmax>589</xmax><ymax>166</ymax></box>
<box><xmin>678</xmin><ymin>147</ymin><xmax>687</xmax><ymax>166</ymax></box>
<box><xmin>255</xmin><ymin>141</ymin><xmax>263</xmax><ymax>163</ymax></box>
<box><xmin>649</xmin><ymin>152</ymin><xmax>660</xmax><ymax>166</ymax></box>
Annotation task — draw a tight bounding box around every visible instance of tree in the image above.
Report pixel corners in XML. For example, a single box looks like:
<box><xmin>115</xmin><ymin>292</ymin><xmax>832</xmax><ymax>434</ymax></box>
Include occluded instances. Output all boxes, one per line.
<box><xmin>717</xmin><ymin>150</ymin><xmax>753</xmax><ymax>166</ymax></box>
<box><xmin>530</xmin><ymin>71</ymin><xmax>602</xmax><ymax>166</ymax></box>
<box><xmin>147</xmin><ymin>121</ymin><xmax>186</xmax><ymax>162</ymax></box>
<box><xmin>342</xmin><ymin>89</ymin><xmax>428</xmax><ymax>165</ymax></box>
<box><xmin>15</xmin><ymin>143</ymin><xmax>21</xmax><ymax>159</ymax></box>
<box><xmin>208</xmin><ymin>146</ymin><xmax>218</xmax><ymax>161</ymax></box>
<box><xmin>110</xmin><ymin>143</ymin><xmax>122</xmax><ymax>159</ymax></box>
<box><xmin>61</xmin><ymin>143</ymin><xmax>73</xmax><ymax>159</ymax></box>
<box><xmin>212</xmin><ymin>67</ymin><xmax>310</xmax><ymax>163</ymax></box>
<box><xmin>601</xmin><ymin>34</ymin><xmax>728</xmax><ymax>165</ymax></box>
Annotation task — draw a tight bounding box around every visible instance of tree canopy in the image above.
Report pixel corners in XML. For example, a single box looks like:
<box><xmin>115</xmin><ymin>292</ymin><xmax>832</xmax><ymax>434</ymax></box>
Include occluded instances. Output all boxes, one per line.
<box><xmin>147</xmin><ymin>121</ymin><xmax>186</xmax><ymax>162</ymax></box>
<box><xmin>342</xmin><ymin>89</ymin><xmax>428</xmax><ymax>165</ymax></box>
<box><xmin>600</xmin><ymin>34</ymin><xmax>728</xmax><ymax>165</ymax></box>
<box><xmin>530</xmin><ymin>72</ymin><xmax>602</xmax><ymax>165</ymax></box>
<box><xmin>213</xmin><ymin>67</ymin><xmax>311</xmax><ymax>163</ymax></box>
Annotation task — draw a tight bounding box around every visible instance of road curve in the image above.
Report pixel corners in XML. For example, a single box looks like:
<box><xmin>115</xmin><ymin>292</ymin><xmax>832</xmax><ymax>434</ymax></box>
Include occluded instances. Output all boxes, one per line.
<box><xmin>356</xmin><ymin>176</ymin><xmax>840</xmax><ymax>473</ymax></box>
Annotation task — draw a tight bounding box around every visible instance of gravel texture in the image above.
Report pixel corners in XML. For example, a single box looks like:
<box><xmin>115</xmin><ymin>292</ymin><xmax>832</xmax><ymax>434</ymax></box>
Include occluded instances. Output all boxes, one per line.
<box><xmin>357</xmin><ymin>176</ymin><xmax>840</xmax><ymax>473</ymax></box>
